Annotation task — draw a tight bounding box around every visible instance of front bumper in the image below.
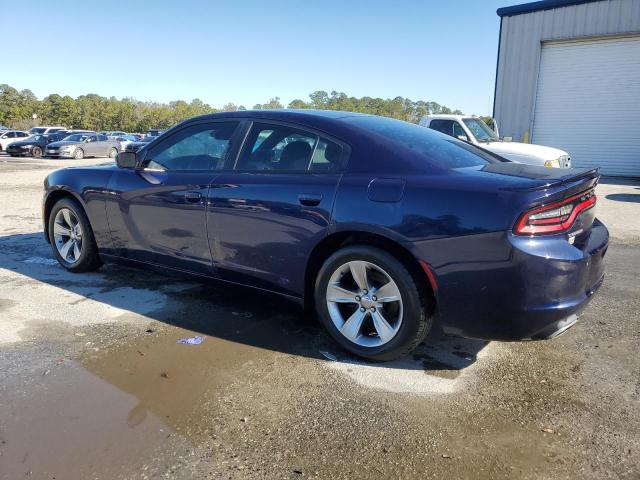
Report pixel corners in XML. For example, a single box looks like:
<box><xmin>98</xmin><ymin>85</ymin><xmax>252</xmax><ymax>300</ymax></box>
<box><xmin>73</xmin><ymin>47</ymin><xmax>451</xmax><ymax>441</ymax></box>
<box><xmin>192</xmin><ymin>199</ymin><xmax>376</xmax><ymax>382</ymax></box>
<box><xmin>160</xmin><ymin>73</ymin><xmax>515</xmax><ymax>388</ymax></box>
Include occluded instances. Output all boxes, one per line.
<box><xmin>424</xmin><ymin>219</ymin><xmax>609</xmax><ymax>341</ymax></box>
<box><xmin>45</xmin><ymin>151</ymin><xmax>74</xmax><ymax>158</ymax></box>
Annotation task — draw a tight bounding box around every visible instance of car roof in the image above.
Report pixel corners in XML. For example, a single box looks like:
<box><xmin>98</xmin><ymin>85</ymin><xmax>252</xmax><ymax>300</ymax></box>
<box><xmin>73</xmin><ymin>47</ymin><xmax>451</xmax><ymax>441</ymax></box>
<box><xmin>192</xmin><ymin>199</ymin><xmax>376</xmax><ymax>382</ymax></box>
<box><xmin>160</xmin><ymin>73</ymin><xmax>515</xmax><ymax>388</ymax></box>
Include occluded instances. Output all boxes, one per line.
<box><xmin>423</xmin><ymin>114</ymin><xmax>471</xmax><ymax>121</ymax></box>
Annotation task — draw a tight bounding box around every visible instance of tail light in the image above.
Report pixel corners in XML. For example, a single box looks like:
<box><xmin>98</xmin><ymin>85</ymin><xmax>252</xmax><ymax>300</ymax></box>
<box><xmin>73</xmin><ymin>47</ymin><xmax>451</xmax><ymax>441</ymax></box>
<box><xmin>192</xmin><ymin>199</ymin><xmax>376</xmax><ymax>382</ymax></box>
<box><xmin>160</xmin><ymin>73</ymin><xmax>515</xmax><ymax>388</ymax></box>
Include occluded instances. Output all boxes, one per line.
<box><xmin>515</xmin><ymin>189</ymin><xmax>596</xmax><ymax>235</ymax></box>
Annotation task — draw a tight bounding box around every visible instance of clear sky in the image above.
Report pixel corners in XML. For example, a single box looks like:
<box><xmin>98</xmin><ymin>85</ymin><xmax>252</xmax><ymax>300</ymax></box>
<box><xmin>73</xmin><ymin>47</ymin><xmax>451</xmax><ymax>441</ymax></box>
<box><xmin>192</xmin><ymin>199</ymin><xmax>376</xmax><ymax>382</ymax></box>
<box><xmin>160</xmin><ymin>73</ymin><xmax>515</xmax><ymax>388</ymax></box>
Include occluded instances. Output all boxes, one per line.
<box><xmin>5</xmin><ymin>0</ymin><xmax>509</xmax><ymax>115</ymax></box>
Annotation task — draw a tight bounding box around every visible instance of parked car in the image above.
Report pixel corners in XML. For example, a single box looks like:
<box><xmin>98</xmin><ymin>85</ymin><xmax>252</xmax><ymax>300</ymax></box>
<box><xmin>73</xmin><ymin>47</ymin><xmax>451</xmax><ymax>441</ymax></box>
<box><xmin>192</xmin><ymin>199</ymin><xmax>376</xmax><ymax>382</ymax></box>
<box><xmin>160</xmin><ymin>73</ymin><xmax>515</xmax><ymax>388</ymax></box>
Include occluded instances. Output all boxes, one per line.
<box><xmin>5</xmin><ymin>132</ymin><xmax>68</xmax><ymax>157</ymax></box>
<box><xmin>114</xmin><ymin>134</ymin><xmax>139</xmax><ymax>152</ymax></box>
<box><xmin>42</xmin><ymin>111</ymin><xmax>607</xmax><ymax>361</ymax></box>
<box><xmin>45</xmin><ymin>133</ymin><xmax>120</xmax><ymax>159</ymax></box>
<box><xmin>0</xmin><ymin>125</ymin><xmax>9</xmax><ymax>131</ymax></box>
<box><xmin>420</xmin><ymin>115</ymin><xmax>571</xmax><ymax>168</ymax></box>
<box><xmin>29</xmin><ymin>126</ymin><xmax>67</xmax><ymax>135</ymax></box>
<box><xmin>124</xmin><ymin>135</ymin><xmax>155</xmax><ymax>152</ymax></box>
<box><xmin>0</xmin><ymin>130</ymin><xmax>31</xmax><ymax>151</ymax></box>
<box><xmin>146</xmin><ymin>129</ymin><xmax>165</xmax><ymax>137</ymax></box>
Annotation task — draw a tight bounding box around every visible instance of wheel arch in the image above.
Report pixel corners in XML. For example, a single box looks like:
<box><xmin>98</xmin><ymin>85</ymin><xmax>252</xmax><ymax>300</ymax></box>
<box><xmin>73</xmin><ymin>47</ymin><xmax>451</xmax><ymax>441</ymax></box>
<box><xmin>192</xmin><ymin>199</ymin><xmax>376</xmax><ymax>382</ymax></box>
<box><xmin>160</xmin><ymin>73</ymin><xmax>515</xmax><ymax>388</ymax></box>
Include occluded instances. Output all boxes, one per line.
<box><xmin>43</xmin><ymin>188</ymin><xmax>86</xmax><ymax>243</ymax></box>
<box><xmin>304</xmin><ymin>229</ymin><xmax>437</xmax><ymax>314</ymax></box>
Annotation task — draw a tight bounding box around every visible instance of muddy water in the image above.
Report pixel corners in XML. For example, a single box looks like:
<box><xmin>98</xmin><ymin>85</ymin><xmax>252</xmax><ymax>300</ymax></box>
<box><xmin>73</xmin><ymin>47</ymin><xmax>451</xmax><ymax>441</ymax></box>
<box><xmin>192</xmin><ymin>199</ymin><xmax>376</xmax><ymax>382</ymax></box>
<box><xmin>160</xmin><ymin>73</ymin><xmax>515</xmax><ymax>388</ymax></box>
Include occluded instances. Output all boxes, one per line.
<box><xmin>82</xmin><ymin>328</ymin><xmax>273</xmax><ymax>435</ymax></box>
<box><xmin>0</xmin><ymin>325</ymin><xmax>276</xmax><ymax>479</ymax></box>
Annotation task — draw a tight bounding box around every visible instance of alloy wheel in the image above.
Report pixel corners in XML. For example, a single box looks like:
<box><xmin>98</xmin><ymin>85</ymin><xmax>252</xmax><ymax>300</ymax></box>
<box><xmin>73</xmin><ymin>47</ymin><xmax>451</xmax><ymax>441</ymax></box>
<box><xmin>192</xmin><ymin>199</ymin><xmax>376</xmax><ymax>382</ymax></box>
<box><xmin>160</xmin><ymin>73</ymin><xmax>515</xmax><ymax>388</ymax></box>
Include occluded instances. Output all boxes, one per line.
<box><xmin>53</xmin><ymin>208</ymin><xmax>83</xmax><ymax>264</ymax></box>
<box><xmin>326</xmin><ymin>260</ymin><xmax>403</xmax><ymax>347</ymax></box>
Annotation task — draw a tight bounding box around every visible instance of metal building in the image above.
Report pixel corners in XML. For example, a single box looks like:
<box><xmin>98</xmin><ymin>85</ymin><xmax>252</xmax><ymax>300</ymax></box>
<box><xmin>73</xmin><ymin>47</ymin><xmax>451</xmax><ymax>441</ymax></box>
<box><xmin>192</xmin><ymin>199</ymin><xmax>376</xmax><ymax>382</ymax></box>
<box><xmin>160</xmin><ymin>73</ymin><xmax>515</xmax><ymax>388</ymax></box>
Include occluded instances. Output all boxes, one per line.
<box><xmin>493</xmin><ymin>0</ymin><xmax>640</xmax><ymax>176</ymax></box>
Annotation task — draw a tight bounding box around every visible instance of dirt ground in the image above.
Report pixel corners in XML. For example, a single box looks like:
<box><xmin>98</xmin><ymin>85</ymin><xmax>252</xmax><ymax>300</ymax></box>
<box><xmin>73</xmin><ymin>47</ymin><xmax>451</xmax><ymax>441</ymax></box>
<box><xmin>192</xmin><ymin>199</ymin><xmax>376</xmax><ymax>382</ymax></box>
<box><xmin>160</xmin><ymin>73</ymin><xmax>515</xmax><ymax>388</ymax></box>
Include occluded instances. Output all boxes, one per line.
<box><xmin>0</xmin><ymin>155</ymin><xmax>638</xmax><ymax>480</ymax></box>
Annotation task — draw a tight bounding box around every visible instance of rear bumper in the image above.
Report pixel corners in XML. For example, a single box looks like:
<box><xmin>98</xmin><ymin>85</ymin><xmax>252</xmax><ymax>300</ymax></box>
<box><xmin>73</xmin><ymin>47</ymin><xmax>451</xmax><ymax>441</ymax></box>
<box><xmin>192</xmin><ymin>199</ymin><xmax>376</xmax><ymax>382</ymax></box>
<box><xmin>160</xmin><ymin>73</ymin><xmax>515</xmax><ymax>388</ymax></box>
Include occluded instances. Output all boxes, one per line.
<box><xmin>423</xmin><ymin>219</ymin><xmax>609</xmax><ymax>341</ymax></box>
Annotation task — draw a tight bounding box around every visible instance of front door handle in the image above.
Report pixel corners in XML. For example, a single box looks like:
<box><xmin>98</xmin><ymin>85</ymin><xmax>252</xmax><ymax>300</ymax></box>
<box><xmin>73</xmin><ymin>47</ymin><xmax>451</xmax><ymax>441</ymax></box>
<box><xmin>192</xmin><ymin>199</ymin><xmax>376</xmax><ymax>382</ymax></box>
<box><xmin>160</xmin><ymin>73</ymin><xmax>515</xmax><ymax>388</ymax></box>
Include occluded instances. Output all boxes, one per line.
<box><xmin>298</xmin><ymin>193</ymin><xmax>322</xmax><ymax>207</ymax></box>
<box><xmin>185</xmin><ymin>191</ymin><xmax>202</xmax><ymax>203</ymax></box>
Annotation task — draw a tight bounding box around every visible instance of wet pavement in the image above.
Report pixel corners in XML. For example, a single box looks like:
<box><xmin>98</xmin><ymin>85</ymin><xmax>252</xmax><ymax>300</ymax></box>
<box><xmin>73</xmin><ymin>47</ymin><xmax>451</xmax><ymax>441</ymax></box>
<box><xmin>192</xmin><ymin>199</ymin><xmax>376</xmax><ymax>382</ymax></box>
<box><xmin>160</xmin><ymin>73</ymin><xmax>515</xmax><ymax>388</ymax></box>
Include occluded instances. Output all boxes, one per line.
<box><xmin>0</xmin><ymin>156</ymin><xmax>639</xmax><ymax>479</ymax></box>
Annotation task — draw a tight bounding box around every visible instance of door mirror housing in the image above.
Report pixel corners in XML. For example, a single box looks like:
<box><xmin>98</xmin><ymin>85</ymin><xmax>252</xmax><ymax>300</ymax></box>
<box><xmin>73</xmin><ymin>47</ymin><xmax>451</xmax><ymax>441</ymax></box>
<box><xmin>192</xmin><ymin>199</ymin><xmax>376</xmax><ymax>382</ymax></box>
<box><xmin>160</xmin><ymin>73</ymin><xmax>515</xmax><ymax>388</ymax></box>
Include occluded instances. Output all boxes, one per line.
<box><xmin>456</xmin><ymin>134</ymin><xmax>469</xmax><ymax>142</ymax></box>
<box><xmin>116</xmin><ymin>151</ymin><xmax>137</xmax><ymax>169</ymax></box>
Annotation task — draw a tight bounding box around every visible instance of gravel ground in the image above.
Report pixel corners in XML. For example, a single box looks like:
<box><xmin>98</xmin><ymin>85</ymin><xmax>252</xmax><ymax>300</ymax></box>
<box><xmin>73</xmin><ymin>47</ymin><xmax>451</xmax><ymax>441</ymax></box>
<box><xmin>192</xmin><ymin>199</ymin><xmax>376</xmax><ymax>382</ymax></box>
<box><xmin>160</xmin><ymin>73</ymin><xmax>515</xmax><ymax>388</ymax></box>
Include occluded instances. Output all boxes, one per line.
<box><xmin>0</xmin><ymin>155</ymin><xmax>638</xmax><ymax>479</ymax></box>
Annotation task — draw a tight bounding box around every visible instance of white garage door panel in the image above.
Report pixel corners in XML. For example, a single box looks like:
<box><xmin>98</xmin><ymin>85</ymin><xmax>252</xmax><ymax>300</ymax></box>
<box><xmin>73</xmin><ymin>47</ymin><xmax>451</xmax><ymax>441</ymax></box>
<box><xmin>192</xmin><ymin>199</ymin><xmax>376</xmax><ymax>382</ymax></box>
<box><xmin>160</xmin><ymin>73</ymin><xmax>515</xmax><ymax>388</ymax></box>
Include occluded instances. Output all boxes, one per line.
<box><xmin>533</xmin><ymin>37</ymin><xmax>640</xmax><ymax>177</ymax></box>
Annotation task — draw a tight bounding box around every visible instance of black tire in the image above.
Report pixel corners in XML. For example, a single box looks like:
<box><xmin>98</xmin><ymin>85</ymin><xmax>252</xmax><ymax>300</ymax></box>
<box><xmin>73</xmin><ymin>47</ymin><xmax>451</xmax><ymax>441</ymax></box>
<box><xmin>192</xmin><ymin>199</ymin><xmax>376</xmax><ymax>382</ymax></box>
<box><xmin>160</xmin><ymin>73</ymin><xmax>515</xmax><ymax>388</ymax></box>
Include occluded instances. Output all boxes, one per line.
<box><xmin>48</xmin><ymin>197</ymin><xmax>102</xmax><ymax>272</ymax></box>
<box><xmin>73</xmin><ymin>148</ymin><xmax>84</xmax><ymax>160</ymax></box>
<box><xmin>108</xmin><ymin>147</ymin><xmax>118</xmax><ymax>159</ymax></box>
<box><xmin>314</xmin><ymin>245</ymin><xmax>432</xmax><ymax>361</ymax></box>
<box><xmin>32</xmin><ymin>146</ymin><xmax>42</xmax><ymax>158</ymax></box>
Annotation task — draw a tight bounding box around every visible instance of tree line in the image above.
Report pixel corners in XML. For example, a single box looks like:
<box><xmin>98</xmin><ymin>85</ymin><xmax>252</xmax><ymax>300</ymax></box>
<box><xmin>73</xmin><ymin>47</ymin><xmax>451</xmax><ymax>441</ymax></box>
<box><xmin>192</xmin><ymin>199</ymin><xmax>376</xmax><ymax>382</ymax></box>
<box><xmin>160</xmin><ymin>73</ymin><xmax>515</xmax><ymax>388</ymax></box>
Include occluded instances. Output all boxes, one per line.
<box><xmin>0</xmin><ymin>84</ymin><xmax>463</xmax><ymax>133</ymax></box>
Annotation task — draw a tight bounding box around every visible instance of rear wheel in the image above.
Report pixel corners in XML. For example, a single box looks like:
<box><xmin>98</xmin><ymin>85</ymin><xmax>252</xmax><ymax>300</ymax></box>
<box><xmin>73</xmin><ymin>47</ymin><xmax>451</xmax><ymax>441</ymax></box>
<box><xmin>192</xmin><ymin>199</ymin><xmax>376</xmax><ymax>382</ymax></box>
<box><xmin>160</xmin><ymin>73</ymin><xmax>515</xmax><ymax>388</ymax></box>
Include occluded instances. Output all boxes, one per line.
<box><xmin>315</xmin><ymin>245</ymin><xmax>431</xmax><ymax>361</ymax></box>
<box><xmin>32</xmin><ymin>146</ymin><xmax>42</xmax><ymax>158</ymax></box>
<box><xmin>73</xmin><ymin>148</ymin><xmax>84</xmax><ymax>160</ymax></box>
<box><xmin>48</xmin><ymin>197</ymin><xmax>102</xmax><ymax>272</ymax></box>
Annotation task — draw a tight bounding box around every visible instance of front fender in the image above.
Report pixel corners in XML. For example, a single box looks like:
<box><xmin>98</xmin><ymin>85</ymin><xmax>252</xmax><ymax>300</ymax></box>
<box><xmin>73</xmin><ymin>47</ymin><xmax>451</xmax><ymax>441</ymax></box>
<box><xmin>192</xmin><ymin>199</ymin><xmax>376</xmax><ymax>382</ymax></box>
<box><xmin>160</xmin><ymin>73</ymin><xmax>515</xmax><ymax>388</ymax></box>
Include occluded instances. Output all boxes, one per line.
<box><xmin>43</xmin><ymin>166</ymin><xmax>117</xmax><ymax>251</ymax></box>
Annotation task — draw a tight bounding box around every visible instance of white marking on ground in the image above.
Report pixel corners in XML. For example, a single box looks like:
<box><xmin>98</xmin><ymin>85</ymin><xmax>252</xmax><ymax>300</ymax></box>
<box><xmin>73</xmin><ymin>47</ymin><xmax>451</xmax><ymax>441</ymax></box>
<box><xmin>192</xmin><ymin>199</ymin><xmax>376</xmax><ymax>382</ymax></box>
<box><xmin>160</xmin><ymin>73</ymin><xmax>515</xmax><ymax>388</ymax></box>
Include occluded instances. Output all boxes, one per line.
<box><xmin>324</xmin><ymin>338</ymin><xmax>494</xmax><ymax>394</ymax></box>
<box><xmin>23</xmin><ymin>256</ymin><xmax>59</xmax><ymax>266</ymax></box>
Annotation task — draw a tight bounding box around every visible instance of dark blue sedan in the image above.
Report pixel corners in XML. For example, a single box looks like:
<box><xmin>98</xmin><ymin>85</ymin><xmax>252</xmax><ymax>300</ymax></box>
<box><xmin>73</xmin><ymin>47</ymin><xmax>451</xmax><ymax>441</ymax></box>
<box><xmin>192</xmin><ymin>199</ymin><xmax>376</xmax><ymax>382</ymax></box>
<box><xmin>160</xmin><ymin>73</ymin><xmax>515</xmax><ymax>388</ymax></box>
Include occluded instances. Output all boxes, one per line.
<box><xmin>42</xmin><ymin>110</ymin><xmax>608</xmax><ymax>360</ymax></box>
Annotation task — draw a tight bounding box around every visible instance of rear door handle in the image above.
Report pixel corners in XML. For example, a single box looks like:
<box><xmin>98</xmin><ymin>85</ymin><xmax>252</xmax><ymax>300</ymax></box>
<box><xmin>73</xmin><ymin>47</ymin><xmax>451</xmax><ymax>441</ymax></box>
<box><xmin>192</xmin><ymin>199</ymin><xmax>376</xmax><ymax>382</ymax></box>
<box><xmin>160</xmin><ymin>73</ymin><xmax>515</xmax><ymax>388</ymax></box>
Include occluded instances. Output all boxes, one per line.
<box><xmin>298</xmin><ymin>193</ymin><xmax>322</xmax><ymax>207</ymax></box>
<box><xmin>185</xmin><ymin>191</ymin><xmax>202</xmax><ymax>203</ymax></box>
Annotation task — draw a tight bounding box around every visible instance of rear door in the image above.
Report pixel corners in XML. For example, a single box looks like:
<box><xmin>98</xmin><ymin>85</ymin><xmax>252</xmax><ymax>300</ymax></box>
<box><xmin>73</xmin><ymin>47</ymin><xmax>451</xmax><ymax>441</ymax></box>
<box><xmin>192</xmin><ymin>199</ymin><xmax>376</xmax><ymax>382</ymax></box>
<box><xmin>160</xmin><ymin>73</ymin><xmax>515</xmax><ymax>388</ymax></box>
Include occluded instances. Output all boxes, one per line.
<box><xmin>206</xmin><ymin>121</ymin><xmax>347</xmax><ymax>296</ymax></box>
<box><xmin>105</xmin><ymin>120</ymin><xmax>243</xmax><ymax>273</ymax></box>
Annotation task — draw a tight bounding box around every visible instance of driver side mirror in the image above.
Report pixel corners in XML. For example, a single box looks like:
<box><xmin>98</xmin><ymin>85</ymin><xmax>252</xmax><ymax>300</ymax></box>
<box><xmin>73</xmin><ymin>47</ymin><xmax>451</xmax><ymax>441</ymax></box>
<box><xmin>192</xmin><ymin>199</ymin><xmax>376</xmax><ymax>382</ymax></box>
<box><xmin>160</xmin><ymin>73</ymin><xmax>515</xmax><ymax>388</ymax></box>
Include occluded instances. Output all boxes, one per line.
<box><xmin>457</xmin><ymin>134</ymin><xmax>469</xmax><ymax>142</ymax></box>
<box><xmin>116</xmin><ymin>151</ymin><xmax>137</xmax><ymax>169</ymax></box>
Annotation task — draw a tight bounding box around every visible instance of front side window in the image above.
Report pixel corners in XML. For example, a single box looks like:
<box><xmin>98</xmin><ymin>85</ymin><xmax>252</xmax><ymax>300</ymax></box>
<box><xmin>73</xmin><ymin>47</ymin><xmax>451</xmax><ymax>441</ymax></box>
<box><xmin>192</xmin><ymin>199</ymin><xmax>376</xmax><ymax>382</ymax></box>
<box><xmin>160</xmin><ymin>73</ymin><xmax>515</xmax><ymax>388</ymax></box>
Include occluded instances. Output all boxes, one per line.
<box><xmin>428</xmin><ymin>119</ymin><xmax>455</xmax><ymax>136</ymax></box>
<box><xmin>236</xmin><ymin>123</ymin><xmax>343</xmax><ymax>172</ymax></box>
<box><xmin>145</xmin><ymin>121</ymin><xmax>239</xmax><ymax>171</ymax></box>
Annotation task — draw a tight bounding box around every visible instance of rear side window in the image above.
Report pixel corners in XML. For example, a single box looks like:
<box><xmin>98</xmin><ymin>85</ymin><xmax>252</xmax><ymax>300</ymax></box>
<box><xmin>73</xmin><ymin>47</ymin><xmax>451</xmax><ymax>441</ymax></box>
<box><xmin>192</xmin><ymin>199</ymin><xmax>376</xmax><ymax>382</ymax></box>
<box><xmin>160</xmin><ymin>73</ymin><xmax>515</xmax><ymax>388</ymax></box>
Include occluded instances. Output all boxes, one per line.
<box><xmin>428</xmin><ymin>119</ymin><xmax>455</xmax><ymax>136</ymax></box>
<box><xmin>235</xmin><ymin>122</ymin><xmax>343</xmax><ymax>172</ymax></box>
<box><xmin>98</xmin><ymin>134</ymin><xmax>108</xmax><ymax>141</ymax></box>
<box><xmin>343</xmin><ymin>116</ymin><xmax>501</xmax><ymax>170</ymax></box>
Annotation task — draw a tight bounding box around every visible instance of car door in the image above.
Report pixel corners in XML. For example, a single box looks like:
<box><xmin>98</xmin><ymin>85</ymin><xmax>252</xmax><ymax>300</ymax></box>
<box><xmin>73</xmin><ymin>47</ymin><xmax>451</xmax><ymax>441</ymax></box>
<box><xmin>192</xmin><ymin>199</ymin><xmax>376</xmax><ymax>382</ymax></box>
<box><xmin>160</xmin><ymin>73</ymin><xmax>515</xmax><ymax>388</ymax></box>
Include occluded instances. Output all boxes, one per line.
<box><xmin>96</xmin><ymin>134</ymin><xmax>110</xmax><ymax>156</ymax></box>
<box><xmin>206</xmin><ymin>121</ymin><xmax>347</xmax><ymax>297</ymax></box>
<box><xmin>82</xmin><ymin>134</ymin><xmax>98</xmax><ymax>156</ymax></box>
<box><xmin>105</xmin><ymin>120</ymin><xmax>242</xmax><ymax>273</ymax></box>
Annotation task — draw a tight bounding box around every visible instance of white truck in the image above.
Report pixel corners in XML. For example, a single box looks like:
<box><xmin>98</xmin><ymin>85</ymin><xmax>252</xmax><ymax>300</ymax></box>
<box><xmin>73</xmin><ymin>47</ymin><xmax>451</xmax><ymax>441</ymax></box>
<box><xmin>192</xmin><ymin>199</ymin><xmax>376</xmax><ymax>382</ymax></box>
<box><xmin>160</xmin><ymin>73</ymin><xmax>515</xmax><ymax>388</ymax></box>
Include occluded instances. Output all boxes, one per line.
<box><xmin>419</xmin><ymin>114</ymin><xmax>571</xmax><ymax>168</ymax></box>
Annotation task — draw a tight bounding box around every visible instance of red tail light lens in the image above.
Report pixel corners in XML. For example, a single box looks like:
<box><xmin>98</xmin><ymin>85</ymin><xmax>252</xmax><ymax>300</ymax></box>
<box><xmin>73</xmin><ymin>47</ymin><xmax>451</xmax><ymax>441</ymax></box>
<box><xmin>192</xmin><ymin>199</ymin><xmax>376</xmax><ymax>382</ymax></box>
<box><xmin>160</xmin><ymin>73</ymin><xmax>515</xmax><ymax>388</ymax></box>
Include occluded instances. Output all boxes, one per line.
<box><xmin>515</xmin><ymin>189</ymin><xmax>596</xmax><ymax>235</ymax></box>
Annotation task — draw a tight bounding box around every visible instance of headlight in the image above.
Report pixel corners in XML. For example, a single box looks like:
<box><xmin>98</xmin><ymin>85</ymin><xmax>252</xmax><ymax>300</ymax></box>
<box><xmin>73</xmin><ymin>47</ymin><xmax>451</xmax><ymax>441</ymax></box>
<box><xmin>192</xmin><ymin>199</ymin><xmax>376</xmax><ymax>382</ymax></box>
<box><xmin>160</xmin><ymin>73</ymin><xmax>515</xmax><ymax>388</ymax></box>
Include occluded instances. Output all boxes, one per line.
<box><xmin>60</xmin><ymin>145</ymin><xmax>74</xmax><ymax>152</ymax></box>
<box><xmin>544</xmin><ymin>159</ymin><xmax>560</xmax><ymax>168</ymax></box>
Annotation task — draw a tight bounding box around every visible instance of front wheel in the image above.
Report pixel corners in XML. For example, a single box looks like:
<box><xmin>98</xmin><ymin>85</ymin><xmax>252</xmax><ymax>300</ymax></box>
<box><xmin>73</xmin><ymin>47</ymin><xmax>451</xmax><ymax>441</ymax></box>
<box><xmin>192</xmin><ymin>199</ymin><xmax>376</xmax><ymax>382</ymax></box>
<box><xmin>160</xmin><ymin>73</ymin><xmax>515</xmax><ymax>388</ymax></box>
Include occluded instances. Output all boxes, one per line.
<box><xmin>315</xmin><ymin>245</ymin><xmax>431</xmax><ymax>361</ymax></box>
<box><xmin>73</xmin><ymin>148</ymin><xmax>84</xmax><ymax>160</ymax></box>
<box><xmin>108</xmin><ymin>147</ymin><xmax>117</xmax><ymax>159</ymax></box>
<box><xmin>32</xmin><ymin>146</ymin><xmax>42</xmax><ymax>158</ymax></box>
<box><xmin>48</xmin><ymin>197</ymin><xmax>102</xmax><ymax>272</ymax></box>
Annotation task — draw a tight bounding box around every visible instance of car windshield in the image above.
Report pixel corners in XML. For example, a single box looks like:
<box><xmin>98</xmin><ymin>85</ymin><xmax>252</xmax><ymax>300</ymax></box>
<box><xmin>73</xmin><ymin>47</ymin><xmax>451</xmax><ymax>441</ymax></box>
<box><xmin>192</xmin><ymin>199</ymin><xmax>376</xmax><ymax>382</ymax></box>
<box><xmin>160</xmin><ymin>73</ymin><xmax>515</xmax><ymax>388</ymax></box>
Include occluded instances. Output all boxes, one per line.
<box><xmin>462</xmin><ymin>118</ymin><xmax>499</xmax><ymax>143</ymax></box>
<box><xmin>342</xmin><ymin>115</ymin><xmax>501</xmax><ymax>170</ymax></box>
<box><xmin>30</xmin><ymin>128</ymin><xmax>46</xmax><ymax>134</ymax></box>
<box><xmin>63</xmin><ymin>134</ymin><xmax>89</xmax><ymax>142</ymax></box>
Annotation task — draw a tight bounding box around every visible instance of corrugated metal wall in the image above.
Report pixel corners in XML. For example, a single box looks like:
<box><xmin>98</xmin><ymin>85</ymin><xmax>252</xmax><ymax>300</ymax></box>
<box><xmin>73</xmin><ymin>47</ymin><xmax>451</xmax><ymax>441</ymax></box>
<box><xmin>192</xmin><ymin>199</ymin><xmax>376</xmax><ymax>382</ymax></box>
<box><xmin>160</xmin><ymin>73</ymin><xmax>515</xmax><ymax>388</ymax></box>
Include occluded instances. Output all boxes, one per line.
<box><xmin>494</xmin><ymin>0</ymin><xmax>640</xmax><ymax>142</ymax></box>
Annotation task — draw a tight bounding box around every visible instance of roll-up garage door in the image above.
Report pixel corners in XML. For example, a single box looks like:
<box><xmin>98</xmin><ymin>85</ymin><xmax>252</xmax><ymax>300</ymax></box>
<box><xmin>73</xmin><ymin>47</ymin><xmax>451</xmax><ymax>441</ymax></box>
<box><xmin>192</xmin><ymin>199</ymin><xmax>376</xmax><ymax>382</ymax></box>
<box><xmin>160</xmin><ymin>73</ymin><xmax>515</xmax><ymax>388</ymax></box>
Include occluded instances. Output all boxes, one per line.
<box><xmin>532</xmin><ymin>37</ymin><xmax>640</xmax><ymax>177</ymax></box>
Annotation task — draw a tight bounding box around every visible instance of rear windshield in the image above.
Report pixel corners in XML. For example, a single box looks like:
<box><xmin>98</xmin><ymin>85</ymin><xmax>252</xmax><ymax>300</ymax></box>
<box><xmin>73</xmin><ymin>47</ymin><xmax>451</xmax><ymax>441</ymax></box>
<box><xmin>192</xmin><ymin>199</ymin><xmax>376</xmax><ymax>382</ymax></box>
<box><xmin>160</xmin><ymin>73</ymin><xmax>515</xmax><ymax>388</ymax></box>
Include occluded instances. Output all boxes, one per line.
<box><xmin>342</xmin><ymin>115</ymin><xmax>503</xmax><ymax>170</ymax></box>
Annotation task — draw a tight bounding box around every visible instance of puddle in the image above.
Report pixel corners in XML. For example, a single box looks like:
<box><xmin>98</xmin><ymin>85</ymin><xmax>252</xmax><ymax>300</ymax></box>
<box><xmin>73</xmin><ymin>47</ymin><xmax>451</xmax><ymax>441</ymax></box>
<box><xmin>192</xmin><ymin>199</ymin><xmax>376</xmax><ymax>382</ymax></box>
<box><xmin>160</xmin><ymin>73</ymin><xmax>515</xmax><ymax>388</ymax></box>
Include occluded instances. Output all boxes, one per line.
<box><xmin>81</xmin><ymin>328</ymin><xmax>273</xmax><ymax>436</ymax></box>
<box><xmin>0</xmin><ymin>326</ymin><xmax>276</xmax><ymax>479</ymax></box>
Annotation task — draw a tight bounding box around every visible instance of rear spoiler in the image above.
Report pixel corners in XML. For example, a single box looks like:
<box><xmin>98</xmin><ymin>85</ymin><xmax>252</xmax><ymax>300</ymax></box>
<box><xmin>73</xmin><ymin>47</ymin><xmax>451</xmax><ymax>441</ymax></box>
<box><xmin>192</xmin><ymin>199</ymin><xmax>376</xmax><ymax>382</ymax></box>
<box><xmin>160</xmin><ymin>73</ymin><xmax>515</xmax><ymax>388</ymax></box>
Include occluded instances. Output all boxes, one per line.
<box><xmin>495</xmin><ymin>166</ymin><xmax>600</xmax><ymax>193</ymax></box>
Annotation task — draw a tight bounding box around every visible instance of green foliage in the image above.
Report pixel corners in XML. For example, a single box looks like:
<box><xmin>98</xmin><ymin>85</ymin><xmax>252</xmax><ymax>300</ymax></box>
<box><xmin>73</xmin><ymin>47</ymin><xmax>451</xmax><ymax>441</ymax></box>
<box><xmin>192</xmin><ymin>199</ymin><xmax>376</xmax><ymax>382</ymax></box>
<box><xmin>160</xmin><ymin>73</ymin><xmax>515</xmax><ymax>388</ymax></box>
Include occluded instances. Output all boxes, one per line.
<box><xmin>480</xmin><ymin>116</ymin><xmax>495</xmax><ymax>129</ymax></box>
<box><xmin>286</xmin><ymin>90</ymin><xmax>462</xmax><ymax>123</ymax></box>
<box><xmin>0</xmin><ymin>84</ymin><xmax>462</xmax><ymax>131</ymax></box>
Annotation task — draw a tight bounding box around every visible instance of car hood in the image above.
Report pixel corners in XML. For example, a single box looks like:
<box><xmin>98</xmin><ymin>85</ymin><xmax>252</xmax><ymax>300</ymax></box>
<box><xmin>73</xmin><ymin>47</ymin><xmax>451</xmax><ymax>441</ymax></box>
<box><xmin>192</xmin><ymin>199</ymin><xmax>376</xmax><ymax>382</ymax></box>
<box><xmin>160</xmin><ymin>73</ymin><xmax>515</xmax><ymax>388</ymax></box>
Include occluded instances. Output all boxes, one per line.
<box><xmin>47</xmin><ymin>140</ymin><xmax>82</xmax><ymax>148</ymax></box>
<box><xmin>8</xmin><ymin>140</ymin><xmax>39</xmax><ymax>147</ymax></box>
<box><xmin>480</xmin><ymin>141</ymin><xmax>567</xmax><ymax>164</ymax></box>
